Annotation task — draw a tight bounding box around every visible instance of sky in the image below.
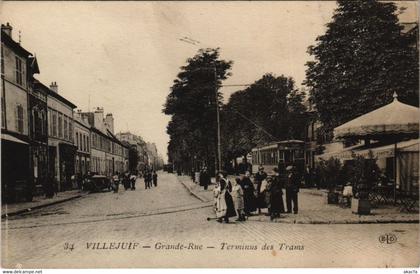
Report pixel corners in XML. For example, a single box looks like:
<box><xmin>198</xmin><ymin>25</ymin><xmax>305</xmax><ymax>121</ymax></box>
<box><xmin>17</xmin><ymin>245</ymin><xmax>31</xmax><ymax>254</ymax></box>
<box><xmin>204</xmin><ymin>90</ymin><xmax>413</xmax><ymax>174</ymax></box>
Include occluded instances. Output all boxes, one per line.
<box><xmin>1</xmin><ymin>1</ymin><xmax>417</xmax><ymax>162</ymax></box>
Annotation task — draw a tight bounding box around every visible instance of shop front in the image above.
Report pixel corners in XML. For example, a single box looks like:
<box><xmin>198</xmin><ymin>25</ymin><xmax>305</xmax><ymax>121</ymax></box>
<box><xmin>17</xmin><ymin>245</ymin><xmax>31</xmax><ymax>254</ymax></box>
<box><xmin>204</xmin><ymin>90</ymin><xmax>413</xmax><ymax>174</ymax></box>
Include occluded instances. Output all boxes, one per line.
<box><xmin>1</xmin><ymin>133</ymin><xmax>31</xmax><ymax>203</ymax></box>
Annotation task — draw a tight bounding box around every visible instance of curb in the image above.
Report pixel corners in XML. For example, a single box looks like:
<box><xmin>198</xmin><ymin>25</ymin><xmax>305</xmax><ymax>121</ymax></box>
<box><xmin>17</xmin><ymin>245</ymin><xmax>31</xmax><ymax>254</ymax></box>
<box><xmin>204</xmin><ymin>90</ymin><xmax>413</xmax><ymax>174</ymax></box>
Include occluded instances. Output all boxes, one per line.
<box><xmin>176</xmin><ymin>177</ymin><xmax>209</xmax><ymax>203</ymax></box>
<box><xmin>250</xmin><ymin>216</ymin><xmax>419</xmax><ymax>225</ymax></box>
<box><xmin>1</xmin><ymin>193</ymin><xmax>88</xmax><ymax>218</ymax></box>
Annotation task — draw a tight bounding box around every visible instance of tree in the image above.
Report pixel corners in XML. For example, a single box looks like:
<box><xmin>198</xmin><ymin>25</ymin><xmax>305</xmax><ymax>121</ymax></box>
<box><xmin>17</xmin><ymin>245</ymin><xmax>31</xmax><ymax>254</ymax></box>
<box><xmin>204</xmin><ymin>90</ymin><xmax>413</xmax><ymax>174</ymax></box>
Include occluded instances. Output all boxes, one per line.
<box><xmin>163</xmin><ymin>48</ymin><xmax>233</xmax><ymax>175</ymax></box>
<box><xmin>222</xmin><ymin>73</ymin><xmax>307</xmax><ymax>163</ymax></box>
<box><xmin>304</xmin><ymin>0</ymin><xmax>419</xmax><ymax>133</ymax></box>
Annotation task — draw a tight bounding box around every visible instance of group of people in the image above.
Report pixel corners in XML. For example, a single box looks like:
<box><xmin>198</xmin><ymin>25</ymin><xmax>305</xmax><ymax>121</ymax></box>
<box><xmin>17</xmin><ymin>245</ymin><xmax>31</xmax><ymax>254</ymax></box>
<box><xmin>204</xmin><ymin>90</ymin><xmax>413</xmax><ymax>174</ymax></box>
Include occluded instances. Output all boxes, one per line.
<box><xmin>144</xmin><ymin>170</ymin><xmax>158</xmax><ymax>189</ymax></box>
<box><xmin>112</xmin><ymin>172</ymin><xmax>137</xmax><ymax>193</ymax></box>
<box><xmin>212</xmin><ymin>165</ymin><xmax>300</xmax><ymax>223</ymax></box>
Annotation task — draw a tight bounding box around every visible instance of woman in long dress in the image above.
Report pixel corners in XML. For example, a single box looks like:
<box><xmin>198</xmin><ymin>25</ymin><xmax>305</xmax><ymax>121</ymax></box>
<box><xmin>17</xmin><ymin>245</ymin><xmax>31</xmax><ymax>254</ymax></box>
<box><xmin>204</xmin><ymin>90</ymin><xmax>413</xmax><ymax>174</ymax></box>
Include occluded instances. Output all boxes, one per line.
<box><xmin>214</xmin><ymin>173</ymin><xmax>236</xmax><ymax>223</ymax></box>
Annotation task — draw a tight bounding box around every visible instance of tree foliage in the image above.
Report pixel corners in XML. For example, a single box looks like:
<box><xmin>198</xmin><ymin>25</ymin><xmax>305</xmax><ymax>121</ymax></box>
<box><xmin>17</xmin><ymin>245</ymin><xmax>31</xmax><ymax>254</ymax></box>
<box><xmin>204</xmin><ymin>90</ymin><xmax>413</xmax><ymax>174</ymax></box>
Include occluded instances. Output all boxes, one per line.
<box><xmin>163</xmin><ymin>48</ymin><xmax>233</xmax><ymax>174</ymax></box>
<box><xmin>221</xmin><ymin>73</ymin><xmax>307</xmax><ymax>160</ymax></box>
<box><xmin>304</xmin><ymin>0</ymin><xmax>419</xmax><ymax>133</ymax></box>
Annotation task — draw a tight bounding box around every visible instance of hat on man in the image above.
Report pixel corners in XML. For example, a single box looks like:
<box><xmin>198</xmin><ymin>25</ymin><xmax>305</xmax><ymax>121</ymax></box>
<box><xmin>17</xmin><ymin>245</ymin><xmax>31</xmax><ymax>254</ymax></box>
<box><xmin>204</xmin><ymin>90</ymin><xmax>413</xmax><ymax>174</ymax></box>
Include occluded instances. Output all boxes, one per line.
<box><xmin>286</xmin><ymin>165</ymin><xmax>294</xmax><ymax>171</ymax></box>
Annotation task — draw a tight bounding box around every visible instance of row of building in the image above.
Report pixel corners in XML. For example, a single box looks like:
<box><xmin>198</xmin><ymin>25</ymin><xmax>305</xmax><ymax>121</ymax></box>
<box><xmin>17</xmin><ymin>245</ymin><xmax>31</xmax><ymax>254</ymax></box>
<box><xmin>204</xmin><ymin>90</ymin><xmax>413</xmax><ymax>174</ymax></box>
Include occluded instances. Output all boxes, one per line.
<box><xmin>1</xmin><ymin>23</ymin><xmax>162</xmax><ymax>203</ymax></box>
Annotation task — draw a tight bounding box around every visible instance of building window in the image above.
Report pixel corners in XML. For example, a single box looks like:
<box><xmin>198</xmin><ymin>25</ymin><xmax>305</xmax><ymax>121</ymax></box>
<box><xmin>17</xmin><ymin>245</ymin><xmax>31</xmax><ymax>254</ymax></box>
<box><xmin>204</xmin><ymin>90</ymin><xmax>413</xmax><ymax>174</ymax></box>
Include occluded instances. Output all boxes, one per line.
<box><xmin>87</xmin><ymin>136</ymin><xmax>89</xmax><ymax>152</ymax></box>
<box><xmin>76</xmin><ymin>132</ymin><xmax>79</xmax><ymax>149</ymax></box>
<box><xmin>83</xmin><ymin>135</ymin><xmax>87</xmax><ymax>151</ymax></box>
<box><xmin>69</xmin><ymin>121</ymin><xmax>73</xmax><ymax>142</ymax></box>
<box><xmin>48</xmin><ymin>109</ymin><xmax>51</xmax><ymax>135</ymax></box>
<box><xmin>52</xmin><ymin>112</ymin><xmax>57</xmax><ymax>137</ymax></box>
<box><xmin>15</xmin><ymin>56</ymin><xmax>24</xmax><ymax>86</ymax></box>
<box><xmin>15</xmin><ymin>104</ymin><xmax>24</xmax><ymax>133</ymax></box>
<box><xmin>32</xmin><ymin>108</ymin><xmax>38</xmax><ymax>136</ymax></box>
<box><xmin>64</xmin><ymin>118</ymin><xmax>68</xmax><ymax>140</ymax></box>
<box><xmin>58</xmin><ymin>115</ymin><xmax>63</xmax><ymax>138</ymax></box>
<box><xmin>79</xmin><ymin>133</ymin><xmax>83</xmax><ymax>151</ymax></box>
<box><xmin>82</xmin><ymin>135</ymin><xmax>85</xmax><ymax>152</ymax></box>
<box><xmin>40</xmin><ymin>110</ymin><xmax>45</xmax><ymax>136</ymax></box>
<box><xmin>1</xmin><ymin>93</ymin><xmax>5</xmax><ymax>129</ymax></box>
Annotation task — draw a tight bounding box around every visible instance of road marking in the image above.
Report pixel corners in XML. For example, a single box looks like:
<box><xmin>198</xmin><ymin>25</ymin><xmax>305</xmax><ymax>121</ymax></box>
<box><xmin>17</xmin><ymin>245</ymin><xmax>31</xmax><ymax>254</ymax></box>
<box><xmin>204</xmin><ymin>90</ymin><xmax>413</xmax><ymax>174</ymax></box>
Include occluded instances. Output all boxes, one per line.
<box><xmin>4</xmin><ymin>203</ymin><xmax>213</xmax><ymax>230</ymax></box>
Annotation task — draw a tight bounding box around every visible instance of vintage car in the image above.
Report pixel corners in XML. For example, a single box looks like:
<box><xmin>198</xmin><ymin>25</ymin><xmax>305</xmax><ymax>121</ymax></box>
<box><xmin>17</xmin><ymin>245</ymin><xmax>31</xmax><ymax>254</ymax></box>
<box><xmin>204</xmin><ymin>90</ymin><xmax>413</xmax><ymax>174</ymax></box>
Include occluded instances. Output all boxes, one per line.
<box><xmin>83</xmin><ymin>175</ymin><xmax>111</xmax><ymax>192</ymax></box>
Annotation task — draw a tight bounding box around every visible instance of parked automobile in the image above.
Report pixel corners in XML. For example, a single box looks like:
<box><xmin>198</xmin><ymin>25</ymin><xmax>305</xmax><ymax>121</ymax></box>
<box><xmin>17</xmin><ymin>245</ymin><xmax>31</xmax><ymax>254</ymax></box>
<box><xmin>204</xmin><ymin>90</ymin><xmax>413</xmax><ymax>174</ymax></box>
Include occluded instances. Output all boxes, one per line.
<box><xmin>83</xmin><ymin>175</ymin><xmax>111</xmax><ymax>192</ymax></box>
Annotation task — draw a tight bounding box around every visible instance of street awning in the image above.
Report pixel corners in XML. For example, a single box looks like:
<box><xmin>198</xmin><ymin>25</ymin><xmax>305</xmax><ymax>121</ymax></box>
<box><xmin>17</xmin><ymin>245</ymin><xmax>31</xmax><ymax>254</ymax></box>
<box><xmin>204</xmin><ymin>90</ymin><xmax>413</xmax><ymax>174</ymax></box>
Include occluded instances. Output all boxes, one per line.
<box><xmin>1</xmin><ymin>133</ymin><xmax>28</xmax><ymax>145</ymax></box>
<box><xmin>315</xmin><ymin>139</ymin><xmax>419</xmax><ymax>161</ymax></box>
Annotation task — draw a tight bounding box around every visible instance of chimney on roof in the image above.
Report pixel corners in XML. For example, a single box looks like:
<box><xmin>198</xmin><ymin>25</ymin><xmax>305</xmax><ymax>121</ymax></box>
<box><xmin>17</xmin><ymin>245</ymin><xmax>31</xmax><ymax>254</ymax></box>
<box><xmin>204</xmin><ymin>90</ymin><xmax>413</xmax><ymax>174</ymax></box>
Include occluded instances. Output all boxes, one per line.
<box><xmin>105</xmin><ymin>113</ymin><xmax>114</xmax><ymax>134</ymax></box>
<box><xmin>50</xmin><ymin>82</ymin><xmax>58</xmax><ymax>93</ymax></box>
<box><xmin>94</xmin><ymin>107</ymin><xmax>105</xmax><ymax>131</ymax></box>
<box><xmin>1</xmin><ymin>23</ymin><xmax>13</xmax><ymax>37</ymax></box>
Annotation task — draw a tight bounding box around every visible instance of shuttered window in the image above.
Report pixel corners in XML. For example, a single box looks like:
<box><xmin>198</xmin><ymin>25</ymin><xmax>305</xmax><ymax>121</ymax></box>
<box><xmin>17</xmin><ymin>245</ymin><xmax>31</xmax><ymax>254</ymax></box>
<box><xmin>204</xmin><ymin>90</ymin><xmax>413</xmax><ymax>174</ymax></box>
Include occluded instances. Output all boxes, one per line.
<box><xmin>15</xmin><ymin>56</ymin><xmax>24</xmax><ymax>86</ymax></box>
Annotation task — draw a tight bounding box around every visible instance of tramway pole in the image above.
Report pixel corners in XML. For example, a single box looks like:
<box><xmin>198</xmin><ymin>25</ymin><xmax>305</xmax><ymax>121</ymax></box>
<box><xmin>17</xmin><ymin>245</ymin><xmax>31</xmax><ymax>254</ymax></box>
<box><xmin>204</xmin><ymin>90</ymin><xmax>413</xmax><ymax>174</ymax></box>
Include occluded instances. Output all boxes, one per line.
<box><xmin>214</xmin><ymin>65</ymin><xmax>222</xmax><ymax>174</ymax></box>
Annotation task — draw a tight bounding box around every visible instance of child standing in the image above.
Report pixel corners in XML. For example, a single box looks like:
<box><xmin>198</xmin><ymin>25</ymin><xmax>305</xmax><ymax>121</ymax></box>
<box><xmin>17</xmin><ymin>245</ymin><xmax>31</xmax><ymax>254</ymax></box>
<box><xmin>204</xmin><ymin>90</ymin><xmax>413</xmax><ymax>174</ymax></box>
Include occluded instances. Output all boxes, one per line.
<box><xmin>231</xmin><ymin>178</ymin><xmax>246</xmax><ymax>221</ymax></box>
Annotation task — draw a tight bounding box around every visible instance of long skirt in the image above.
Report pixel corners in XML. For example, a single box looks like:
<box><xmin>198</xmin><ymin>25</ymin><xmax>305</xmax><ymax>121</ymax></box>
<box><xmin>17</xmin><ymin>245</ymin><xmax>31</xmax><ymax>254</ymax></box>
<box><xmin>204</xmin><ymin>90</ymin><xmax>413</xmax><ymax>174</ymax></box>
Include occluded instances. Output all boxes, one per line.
<box><xmin>224</xmin><ymin>192</ymin><xmax>237</xmax><ymax>218</ymax></box>
<box><xmin>215</xmin><ymin>192</ymin><xmax>227</xmax><ymax>218</ymax></box>
<box><xmin>257</xmin><ymin>191</ymin><xmax>267</xmax><ymax>209</ymax></box>
<box><xmin>270</xmin><ymin>193</ymin><xmax>285</xmax><ymax>214</ymax></box>
<box><xmin>243</xmin><ymin>191</ymin><xmax>256</xmax><ymax>213</ymax></box>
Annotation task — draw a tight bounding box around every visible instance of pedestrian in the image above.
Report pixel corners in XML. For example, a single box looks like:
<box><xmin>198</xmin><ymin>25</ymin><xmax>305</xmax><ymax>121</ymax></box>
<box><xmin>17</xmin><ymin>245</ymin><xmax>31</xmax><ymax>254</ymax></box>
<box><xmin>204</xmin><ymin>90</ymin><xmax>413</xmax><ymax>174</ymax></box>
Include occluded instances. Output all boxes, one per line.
<box><xmin>304</xmin><ymin>165</ymin><xmax>312</xmax><ymax>188</ymax></box>
<box><xmin>239</xmin><ymin>171</ymin><xmax>256</xmax><ymax>216</ymax></box>
<box><xmin>112</xmin><ymin>172</ymin><xmax>120</xmax><ymax>193</ymax></box>
<box><xmin>147</xmin><ymin>171</ymin><xmax>153</xmax><ymax>188</ymax></box>
<box><xmin>285</xmin><ymin>165</ymin><xmax>300</xmax><ymax>214</ymax></box>
<box><xmin>214</xmin><ymin>172</ymin><xmax>236</xmax><ymax>223</ymax></box>
<box><xmin>130</xmin><ymin>173</ymin><xmax>137</xmax><ymax>190</ymax></box>
<box><xmin>144</xmin><ymin>171</ymin><xmax>150</xmax><ymax>189</ymax></box>
<box><xmin>199</xmin><ymin>166</ymin><xmax>211</xmax><ymax>190</ymax></box>
<box><xmin>213</xmin><ymin>179</ymin><xmax>226</xmax><ymax>221</ymax></box>
<box><xmin>264</xmin><ymin>175</ymin><xmax>273</xmax><ymax>216</ymax></box>
<box><xmin>255</xmin><ymin>165</ymin><xmax>268</xmax><ymax>214</ymax></box>
<box><xmin>152</xmin><ymin>171</ymin><xmax>158</xmax><ymax>187</ymax></box>
<box><xmin>268</xmin><ymin>168</ymin><xmax>284</xmax><ymax>220</ymax></box>
<box><xmin>123</xmin><ymin>173</ymin><xmax>131</xmax><ymax>190</ymax></box>
<box><xmin>230</xmin><ymin>178</ymin><xmax>246</xmax><ymax>221</ymax></box>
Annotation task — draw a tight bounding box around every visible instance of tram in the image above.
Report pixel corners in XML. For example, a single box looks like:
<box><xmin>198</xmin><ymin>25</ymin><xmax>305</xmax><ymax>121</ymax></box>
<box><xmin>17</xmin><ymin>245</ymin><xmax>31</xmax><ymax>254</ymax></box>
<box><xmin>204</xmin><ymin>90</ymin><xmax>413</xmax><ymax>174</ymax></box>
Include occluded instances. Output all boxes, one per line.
<box><xmin>251</xmin><ymin>140</ymin><xmax>305</xmax><ymax>175</ymax></box>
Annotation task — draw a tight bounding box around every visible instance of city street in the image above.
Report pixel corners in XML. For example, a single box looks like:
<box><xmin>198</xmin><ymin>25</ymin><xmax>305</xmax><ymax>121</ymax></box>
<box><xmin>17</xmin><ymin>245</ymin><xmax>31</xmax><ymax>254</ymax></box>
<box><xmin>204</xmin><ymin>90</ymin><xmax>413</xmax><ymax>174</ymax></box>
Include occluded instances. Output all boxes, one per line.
<box><xmin>1</xmin><ymin>172</ymin><xmax>419</xmax><ymax>268</ymax></box>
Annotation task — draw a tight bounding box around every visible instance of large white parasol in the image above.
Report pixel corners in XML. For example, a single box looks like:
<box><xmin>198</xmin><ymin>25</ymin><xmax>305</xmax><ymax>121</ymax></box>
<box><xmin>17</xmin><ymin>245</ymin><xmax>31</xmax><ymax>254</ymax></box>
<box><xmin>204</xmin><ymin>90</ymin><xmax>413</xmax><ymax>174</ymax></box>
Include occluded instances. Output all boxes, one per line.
<box><xmin>334</xmin><ymin>92</ymin><xmax>419</xmax><ymax>140</ymax></box>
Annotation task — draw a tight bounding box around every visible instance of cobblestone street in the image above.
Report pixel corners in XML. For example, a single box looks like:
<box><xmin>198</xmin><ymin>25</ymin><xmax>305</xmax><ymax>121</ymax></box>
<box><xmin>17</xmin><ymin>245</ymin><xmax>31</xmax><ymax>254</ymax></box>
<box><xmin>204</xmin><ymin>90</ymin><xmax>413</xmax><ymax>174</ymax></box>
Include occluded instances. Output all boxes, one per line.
<box><xmin>2</xmin><ymin>172</ymin><xmax>419</xmax><ymax>268</ymax></box>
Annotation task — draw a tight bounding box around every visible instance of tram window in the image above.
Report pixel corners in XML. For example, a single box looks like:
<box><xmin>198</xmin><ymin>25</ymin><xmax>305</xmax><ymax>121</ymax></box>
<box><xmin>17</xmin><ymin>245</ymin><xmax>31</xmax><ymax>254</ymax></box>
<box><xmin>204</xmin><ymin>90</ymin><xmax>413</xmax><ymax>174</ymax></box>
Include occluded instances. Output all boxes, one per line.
<box><xmin>279</xmin><ymin>151</ymin><xmax>285</xmax><ymax>162</ymax></box>
<box><xmin>294</xmin><ymin>150</ymin><xmax>304</xmax><ymax>159</ymax></box>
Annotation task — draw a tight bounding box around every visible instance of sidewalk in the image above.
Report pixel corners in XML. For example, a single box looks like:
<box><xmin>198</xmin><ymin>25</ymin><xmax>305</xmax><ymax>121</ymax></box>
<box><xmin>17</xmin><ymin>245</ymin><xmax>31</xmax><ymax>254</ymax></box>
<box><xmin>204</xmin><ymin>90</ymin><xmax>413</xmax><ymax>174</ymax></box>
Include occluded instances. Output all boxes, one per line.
<box><xmin>1</xmin><ymin>190</ymin><xmax>88</xmax><ymax>218</ymax></box>
<box><xmin>177</xmin><ymin>175</ymin><xmax>419</xmax><ymax>224</ymax></box>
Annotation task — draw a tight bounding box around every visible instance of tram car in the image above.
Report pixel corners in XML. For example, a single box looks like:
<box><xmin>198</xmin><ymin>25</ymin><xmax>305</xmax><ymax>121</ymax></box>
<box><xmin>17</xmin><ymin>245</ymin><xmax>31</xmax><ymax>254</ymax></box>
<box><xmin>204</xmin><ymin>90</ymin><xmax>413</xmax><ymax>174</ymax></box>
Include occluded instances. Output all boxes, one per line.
<box><xmin>251</xmin><ymin>140</ymin><xmax>305</xmax><ymax>175</ymax></box>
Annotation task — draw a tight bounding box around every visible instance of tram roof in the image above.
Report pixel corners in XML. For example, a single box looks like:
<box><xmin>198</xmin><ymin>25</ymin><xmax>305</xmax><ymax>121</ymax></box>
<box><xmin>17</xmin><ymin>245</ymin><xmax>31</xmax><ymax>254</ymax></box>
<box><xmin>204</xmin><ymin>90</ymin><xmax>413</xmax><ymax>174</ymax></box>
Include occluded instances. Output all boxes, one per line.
<box><xmin>251</xmin><ymin>139</ymin><xmax>304</xmax><ymax>151</ymax></box>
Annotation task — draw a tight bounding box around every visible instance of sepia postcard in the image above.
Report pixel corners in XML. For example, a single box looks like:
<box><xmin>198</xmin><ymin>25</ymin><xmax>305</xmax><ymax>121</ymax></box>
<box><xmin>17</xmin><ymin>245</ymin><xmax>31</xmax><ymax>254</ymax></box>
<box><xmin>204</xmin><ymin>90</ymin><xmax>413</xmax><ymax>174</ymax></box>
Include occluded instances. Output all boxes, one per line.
<box><xmin>0</xmin><ymin>0</ymin><xmax>419</xmax><ymax>271</ymax></box>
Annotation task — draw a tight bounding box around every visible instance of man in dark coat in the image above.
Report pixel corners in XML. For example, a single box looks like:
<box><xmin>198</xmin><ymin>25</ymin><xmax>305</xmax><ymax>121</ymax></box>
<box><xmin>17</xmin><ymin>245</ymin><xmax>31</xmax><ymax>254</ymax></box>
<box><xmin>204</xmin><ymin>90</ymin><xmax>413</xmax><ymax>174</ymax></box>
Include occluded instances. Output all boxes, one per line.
<box><xmin>239</xmin><ymin>171</ymin><xmax>256</xmax><ymax>216</ymax></box>
<box><xmin>144</xmin><ymin>171</ymin><xmax>151</xmax><ymax>189</ymax></box>
<box><xmin>199</xmin><ymin>167</ymin><xmax>211</xmax><ymax>190</ymax></box>
<box><xmin>254</xmin><ymin>165</ymin><xmax>267</xmax><ymax>214</ymax></box>
<box><xmin>286</xmin><ymin>165</ymin><xmax>300</xmax><ymax>214</ymax></box>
